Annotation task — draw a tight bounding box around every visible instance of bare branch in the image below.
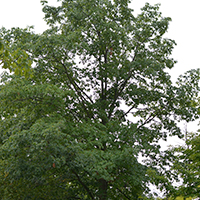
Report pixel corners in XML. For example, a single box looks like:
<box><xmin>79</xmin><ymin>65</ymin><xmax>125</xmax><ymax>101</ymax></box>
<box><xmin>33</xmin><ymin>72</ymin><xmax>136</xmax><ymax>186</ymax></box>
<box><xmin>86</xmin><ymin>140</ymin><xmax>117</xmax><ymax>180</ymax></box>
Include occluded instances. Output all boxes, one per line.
<box><xmin>119</xmin><ymin>103</ymin><xmax>136</xmax><ymax>121</ymax></box>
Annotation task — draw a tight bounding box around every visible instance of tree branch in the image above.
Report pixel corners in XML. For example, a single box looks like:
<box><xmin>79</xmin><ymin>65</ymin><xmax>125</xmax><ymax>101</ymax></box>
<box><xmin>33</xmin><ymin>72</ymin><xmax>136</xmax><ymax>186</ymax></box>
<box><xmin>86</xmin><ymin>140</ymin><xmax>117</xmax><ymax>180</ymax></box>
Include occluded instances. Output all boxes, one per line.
<box><xmin>116</xmin><ymin>187</ymin><xmax>132</xmax><ymax>200</ymax></box>
<box><xmin>51</xmin><ymin>53</ymin><xmax>94</xmax><ymax>119</ymax></box>
<box><xmin>119</xmin><ymin>103</ymin><xmax>136</xmax><ymax>121</ymax></box>
<box><xmin>52</xmin><ymin>52</ymin><xmax>94</xmax><ymax>104</ymax></box>
<box><xmin>108</xmin><ymin>31</ymin><xmax>155</xmax><ymax>120</ymax></box>
<box><xmin>72</xmin><ymin>170</ymin><xmax>94</xmax><ymax>199</ymax></box>
<box><xmin>107</xmin><ymin>40</ymin><xmax>141</xmax><ymax>120</ymax></box>
<box><xmin>103</xmin><ymin>48</ymin><xmax>108</xmax><ymax>100</ymax></box>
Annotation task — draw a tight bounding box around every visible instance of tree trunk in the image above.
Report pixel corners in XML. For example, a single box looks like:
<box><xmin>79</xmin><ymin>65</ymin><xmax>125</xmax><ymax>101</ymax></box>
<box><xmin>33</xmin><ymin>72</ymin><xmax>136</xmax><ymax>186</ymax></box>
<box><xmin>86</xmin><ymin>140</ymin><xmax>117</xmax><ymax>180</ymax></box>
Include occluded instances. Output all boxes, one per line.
<box><xmin>98</xmin><ymin>178</ymin><xmax>108</xmax><ymax>200</ymax></box>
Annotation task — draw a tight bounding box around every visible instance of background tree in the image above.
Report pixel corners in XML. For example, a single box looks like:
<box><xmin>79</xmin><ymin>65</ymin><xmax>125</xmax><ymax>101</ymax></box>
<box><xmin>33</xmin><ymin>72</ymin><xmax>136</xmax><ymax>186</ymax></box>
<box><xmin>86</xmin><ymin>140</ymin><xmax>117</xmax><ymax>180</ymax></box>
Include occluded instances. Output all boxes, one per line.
<box><xmin>167</xmin><ymin>131</ymin><xmax>200</xmax><ymax>199</ymax></box>
<box><xmin>159</xmin><ymin>69</ymin><xmax>200</xmax><ymax>200</ymax></box>
<box><xmin>0</xmin><ymin>0</ymin><xmax>199</xmax><ymax>199</ymax></box>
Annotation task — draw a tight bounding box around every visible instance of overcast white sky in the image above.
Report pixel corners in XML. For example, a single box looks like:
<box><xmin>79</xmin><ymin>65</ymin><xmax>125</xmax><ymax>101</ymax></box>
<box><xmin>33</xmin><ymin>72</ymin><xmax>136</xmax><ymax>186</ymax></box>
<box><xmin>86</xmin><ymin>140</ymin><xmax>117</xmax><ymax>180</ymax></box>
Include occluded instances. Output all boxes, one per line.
<box><xmin>0</xmin><ymin>0</ymin><xmax>200</xmax><ymax>146</ymax></box>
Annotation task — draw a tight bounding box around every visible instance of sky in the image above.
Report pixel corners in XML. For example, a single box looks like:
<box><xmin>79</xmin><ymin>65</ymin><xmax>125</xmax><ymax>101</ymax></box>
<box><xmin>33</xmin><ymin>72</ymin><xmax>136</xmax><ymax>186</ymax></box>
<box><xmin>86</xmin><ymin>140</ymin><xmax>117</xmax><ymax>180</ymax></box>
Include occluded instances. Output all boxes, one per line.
<box><xmin>0</xmin><ymin>0</ymin><xmax>200</xmax><ymax>145</ymax></box>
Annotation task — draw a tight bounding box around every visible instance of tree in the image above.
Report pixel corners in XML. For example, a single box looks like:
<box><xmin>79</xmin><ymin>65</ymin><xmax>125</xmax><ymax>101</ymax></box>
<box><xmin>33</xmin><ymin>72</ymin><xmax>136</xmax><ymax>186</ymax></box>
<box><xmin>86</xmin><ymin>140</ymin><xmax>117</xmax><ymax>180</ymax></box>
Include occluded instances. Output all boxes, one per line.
<box><xmin>160</xmin><ymin>69</ymin><xmax>200</xmax><ymax>200</ymax></box>
<box><xmin>167</xmin><ymin>131</ymin><xmax>200</xmax><ymax>199</ymax></box>
<box><xmin>0</xmin><ymin>1</ymin><xmax>199</xmax><ymax>199</ymax></box>
<box><xmin>169</xmin><ymin>131</ymin><xmax>200</xmax><ymax>199</ymax></box>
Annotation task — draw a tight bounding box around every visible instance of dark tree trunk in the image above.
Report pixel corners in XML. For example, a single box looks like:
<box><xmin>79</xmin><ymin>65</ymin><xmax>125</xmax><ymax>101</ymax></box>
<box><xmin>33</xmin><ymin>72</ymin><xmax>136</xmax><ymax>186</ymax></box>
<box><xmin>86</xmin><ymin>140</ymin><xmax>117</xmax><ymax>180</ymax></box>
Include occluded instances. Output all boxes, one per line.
<box><xmin>98</xmin><ymin>178</ymin><xmax>108</xmax><ymax>200</ymax></box>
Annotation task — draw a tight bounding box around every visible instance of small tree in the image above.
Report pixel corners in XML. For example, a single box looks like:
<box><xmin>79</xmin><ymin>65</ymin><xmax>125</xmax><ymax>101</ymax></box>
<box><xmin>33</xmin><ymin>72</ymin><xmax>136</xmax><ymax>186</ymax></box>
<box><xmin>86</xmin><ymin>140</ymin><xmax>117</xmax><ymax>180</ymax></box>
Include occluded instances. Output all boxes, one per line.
<box><xmin>0</xmin><ymin>1</ymin><xmax>198</xmax><ymax>199</ymax></box>
<box><xmin>162</xmin><ymin>69</ymin><xmax>200</xmax><ymax>200</ymax></box>
<box><xmin>170</xmin><ymin>131</ymin><xmax>200</xmax><ymax>199</ymax></box>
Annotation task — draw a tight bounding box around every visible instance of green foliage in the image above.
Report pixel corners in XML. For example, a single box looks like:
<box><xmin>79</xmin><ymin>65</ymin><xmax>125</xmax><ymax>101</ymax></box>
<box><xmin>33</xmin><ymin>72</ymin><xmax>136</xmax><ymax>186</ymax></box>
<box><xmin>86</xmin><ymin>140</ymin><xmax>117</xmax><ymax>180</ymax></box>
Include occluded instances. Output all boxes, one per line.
<box><xmin>0</xmin><ymin>28</ymin><xmax>33</xmax><ymax>78</ymax></box>
<box><xmin>158</xmin><ymin>197</ymin><xmax>195</xmax><ymax>200</ymax></box>
<box><xmin>0</xmin><ymin>1</ymin><xmax>199</xmax><ymax>199</ymax></box>
<box><xmin>169</xmin><ymin>131</ymin><xmax>200</xmax><ymax>199</ymax></box>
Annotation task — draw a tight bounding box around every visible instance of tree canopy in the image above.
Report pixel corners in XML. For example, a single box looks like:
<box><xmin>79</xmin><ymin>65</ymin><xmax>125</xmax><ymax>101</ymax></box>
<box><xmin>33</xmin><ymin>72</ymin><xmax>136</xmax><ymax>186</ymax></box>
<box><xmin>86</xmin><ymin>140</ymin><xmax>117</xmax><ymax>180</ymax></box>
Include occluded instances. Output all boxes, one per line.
<box><xmin>169</xmin><ymin>118</ymin><xmax>200</xmax><ymax>198</ymax></box>
<box><xmin>0</xmin><ymin>0</ymin><xmax>199</xmax><ymax>199</ymax></box>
